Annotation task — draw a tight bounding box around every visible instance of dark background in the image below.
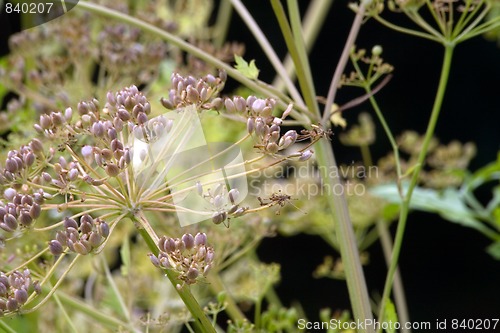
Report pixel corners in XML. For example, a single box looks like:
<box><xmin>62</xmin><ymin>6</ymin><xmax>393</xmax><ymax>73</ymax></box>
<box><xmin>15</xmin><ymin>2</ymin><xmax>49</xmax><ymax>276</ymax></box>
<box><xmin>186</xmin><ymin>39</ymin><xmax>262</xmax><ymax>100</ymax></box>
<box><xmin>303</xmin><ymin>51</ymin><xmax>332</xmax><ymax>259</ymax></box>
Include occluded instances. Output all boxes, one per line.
<box><xmin>2</xmin><ymin>1</ymin><xmax>500</xmax><ymax>331</ymax></box>
<box><xmin>224</xmin><ymin>1</ymin><xmax>500</xmax><ymax>330</ymax></box>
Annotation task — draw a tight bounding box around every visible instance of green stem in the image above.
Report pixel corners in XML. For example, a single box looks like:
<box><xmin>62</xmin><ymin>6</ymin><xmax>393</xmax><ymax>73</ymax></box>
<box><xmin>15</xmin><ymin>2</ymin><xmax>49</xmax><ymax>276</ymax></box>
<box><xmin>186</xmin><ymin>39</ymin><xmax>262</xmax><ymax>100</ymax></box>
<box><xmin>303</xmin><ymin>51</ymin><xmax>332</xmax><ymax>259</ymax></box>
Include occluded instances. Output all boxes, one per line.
<box><xmin>134</xmin><ymin>216</ymin><xmax>216</xmax><ymax>333</ymax></box>
<box><xmin>377</xmin><ymin>45</ymin><xmax>454</xmax><ymax>331</ymax></box>
<box><xmin>376</xmin><ymin>220</ymin><xmax>411</xmax><ymax>333</ymax></box>
<box><xmin>314</xmin><ymin>139</ymin><xmax>373</xmax><ymax>332</ymax></box>
<box><xmin>0</xmin><ymin>320</ymin><xmax>17</xmax><ymax>333</ymax></box>
<box><xmin>213</xmin><ymin>0</ymin><xmax>233</xmax><ymax>48</ymax></box>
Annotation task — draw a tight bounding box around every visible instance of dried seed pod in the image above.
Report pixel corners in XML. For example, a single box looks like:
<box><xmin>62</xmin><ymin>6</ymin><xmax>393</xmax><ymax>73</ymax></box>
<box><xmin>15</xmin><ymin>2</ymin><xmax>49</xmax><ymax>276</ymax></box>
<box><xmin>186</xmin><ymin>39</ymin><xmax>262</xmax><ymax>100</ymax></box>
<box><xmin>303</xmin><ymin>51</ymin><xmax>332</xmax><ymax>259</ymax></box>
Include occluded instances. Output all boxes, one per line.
<box><xmin>49</xmin><ymin>240</ymin><xmax>64</xmax><ymax>256</ymax></box>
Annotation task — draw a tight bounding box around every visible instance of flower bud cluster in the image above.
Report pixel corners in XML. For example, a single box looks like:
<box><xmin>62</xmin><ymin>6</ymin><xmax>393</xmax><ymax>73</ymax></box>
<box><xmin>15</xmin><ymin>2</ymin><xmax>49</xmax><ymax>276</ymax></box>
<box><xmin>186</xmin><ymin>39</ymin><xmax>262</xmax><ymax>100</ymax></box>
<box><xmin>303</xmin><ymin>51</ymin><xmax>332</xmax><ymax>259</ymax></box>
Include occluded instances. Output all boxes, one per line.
<box><xmin>49</xmin><ymin>215</ymin><xmax>109</xmax><ymax>256</ymax></box>
<box><xmin>0</xmin><ymin>188</ymin><xmax>43</xmax><ymax>232</ymax></box>
<box><xmin>248</xmin><ymin>116</ymin><xmax>299</xmax><ymax>156</ymax></box>
<box><xmin>0</xmin><ymin>140</ymin><xmax>42</xmax><ymax>184</ymax></box>
<box><xmin>195</xmin><ymin>182</ymin><xmax>247</xmax><ymax>225</ymax></box>
<box><xmin>34</xmin><ymin>111</ymin><xmax>69</xmax><ymax>137</ymax></box>
<box><xmin>36</xmin><ymin>155</ymin><xmax>82</xmax><ymax>191</ymax></box>
<box><xmin>150</xmin><ymin>233</ymin><xmax>214</xmax><ymax>285</ymax></box>
<box><xmin>0</xmin><ymin>269</ymin><xmax>40</xmax><ymax>314</ymax></box>
<box><xmin>160</xmin><ymin>70</ymin><xmax>227</xmax><ymax>111</ymax></box>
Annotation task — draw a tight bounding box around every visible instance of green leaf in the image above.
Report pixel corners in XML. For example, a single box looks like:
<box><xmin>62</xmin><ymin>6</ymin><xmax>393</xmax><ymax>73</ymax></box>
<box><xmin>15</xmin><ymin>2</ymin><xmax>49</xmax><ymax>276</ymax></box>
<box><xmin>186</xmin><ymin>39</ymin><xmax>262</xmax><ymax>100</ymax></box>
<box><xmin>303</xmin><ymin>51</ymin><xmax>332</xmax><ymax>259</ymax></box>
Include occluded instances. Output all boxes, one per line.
<box><xmin>383</xmin><ymin>299</ymin><xmax>398</xmax><ymax>333</ymax></box>
<box><xmin>120</xmin><ymin>237</ymin><xmax>130</xmax><ymax>277</ymax></box>
<box><xmin>486</xmin><ymin>241</ymin><xmax>500</xmax><ymax>260</ymax></box>
<box><xmin>234</xmin><ymin>55</ymin><xmax>259</xmax><ymax>80</ymax></box>
<box><xmin>371</xmin><ymin>183</ymin><xmax>492</xmax><ymax>235</ymax></box>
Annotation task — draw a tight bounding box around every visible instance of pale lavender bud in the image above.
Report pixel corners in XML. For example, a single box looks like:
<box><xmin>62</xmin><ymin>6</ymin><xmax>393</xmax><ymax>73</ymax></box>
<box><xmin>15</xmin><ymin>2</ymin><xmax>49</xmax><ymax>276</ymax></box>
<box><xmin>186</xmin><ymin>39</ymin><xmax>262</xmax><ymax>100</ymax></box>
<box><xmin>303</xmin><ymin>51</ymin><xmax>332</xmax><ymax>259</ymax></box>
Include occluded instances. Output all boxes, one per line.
<box><xmin>77</xmin><ymin>101</ymin><xmax>89</xmax><ymax>115</ymax></box>
<box><xmin>149</xmin><ymin>253</ymin><xmax>160</xmax><ymax>267</ymax></box>
<box><xmin>92</xmin><ymin>122</ymin><xmax>105</xmax><ymax>137</ymax></box>
<box><xmin>247</xmin><ymin>118</ymin><xmax>255</xmax><ymax>135</ymax></box>
<box><xmin>39</xmin><ymin>114</ymin><xmax>52</xmax><ymax>129</ymax></box>
<box><xmin>5</xmin><ymin>158</ymin><xmax>18</xmax><ymax>173</ymax></box>
<box><xmin>64</xmin><ymin>107</ymin><xmax>73</xmax><ymax>121</ymax></box>
<box><xmin>224</xmin><ymin>98</ymin><xmax>236</xmax><ymax>113</ymax></box>
<box><xmin>234</xmin><ymin>96</ymin><xmax>246</xmax><ymax>112</ymax></box>
<box><xmin>261</xmin><ymin>106</ymin><xmax>272</xmax><ymax>118</ymax></box>
<box><xmin>213</xmin><ymin>195</ymin><xmax>224</xmax><ymax>209</ymax></box>
<box><xmin>56</xmin><ymin>231</ymin><xmax>67</xmax><ymax>246</ymax></box>
<box><xmin>246</xmin><ymin>95</ymin><xmax>257</xmax><ymax>108</ymax></box>
<box><xmin>252</xmin><ymin>99</ymin><xmax>266</xmax><ymax>114</ymax></box>
<box><xmin>4</xmin><ymin>188</ymin><xmax>16</xmax><ymax>201</ymax></box>
<box><xmin>68</xmin><ymin>168</ymin><xmax>79</xmax><ymax>182</ymax></box>
<box><xmin>194</xmin><ymin>233</ymin><xmax>207</xmax><ymax>246</ymax></box>
<box><xmin>80</xmin><ymin>221</ymin><xmax>92</xmax><ymax>235</ymax></box>
<box><xmin>160</xmin><ymin>97</ymin><xmax>174</xmax><ymax>110</ymax></box>
<box><xmin>137</xmin><ymin>112</ymin><xmax>148</xmax><ymax>125</ymax></box>
<box><xmin>228</xmin><ymin>189</ymin><xmax>239</xmax><ymax>204</ymax></box>
<box><xmin>29</xmin><ymin>138</ymin><xmax>43</xmax><ymax>154</ymax></box>
<box><xmin>299</xmin><ymin>150</ymin><xmax>314</xmax><ymax>161</ymax></box>
<box><xmin>164</xmin><ymin>238</ymin><xmax>176</xmax><ymax>253</ymax></box>
<box><xmin>51</xmin><ymin>112</ymin><xmax>64</xmax><ymax>126</ymax></box>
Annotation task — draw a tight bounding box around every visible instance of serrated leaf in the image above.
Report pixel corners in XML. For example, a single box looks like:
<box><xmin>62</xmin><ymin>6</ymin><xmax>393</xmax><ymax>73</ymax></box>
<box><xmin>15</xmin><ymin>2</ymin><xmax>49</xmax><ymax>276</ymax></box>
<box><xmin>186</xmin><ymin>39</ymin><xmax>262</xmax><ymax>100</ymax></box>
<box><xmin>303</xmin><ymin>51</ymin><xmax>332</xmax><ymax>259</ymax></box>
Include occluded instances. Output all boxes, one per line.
<box><xmin>234</xmin><ymin>55</ymin><xmax>259</xmax><ymax>80</ymax></box>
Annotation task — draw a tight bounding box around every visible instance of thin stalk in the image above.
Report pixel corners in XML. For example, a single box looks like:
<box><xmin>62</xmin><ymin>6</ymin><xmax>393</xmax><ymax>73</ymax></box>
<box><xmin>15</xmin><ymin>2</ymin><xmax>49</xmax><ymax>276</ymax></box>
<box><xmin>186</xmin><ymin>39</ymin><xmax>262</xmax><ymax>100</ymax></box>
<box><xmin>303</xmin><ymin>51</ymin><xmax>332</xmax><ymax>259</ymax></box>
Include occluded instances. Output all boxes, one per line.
<box><xmin>213</xmin><ymin>0</ymin><xmax>233</xmax><ymax>48</ymax></box>
<box><xmin>287</xmin><ymin>0</ymin><xmax>321</xmax><ymax>118</ymax></box>
<box><xmin>272</xmin><ymin>0</ymin><xmax>334</xmax><ymax>92</ymax></box>
<box><xmin>314</xmin><ymin>139</ymin><xmax>373</xmax><ymax>332</ymax></box>
<box><xmin>52</xmin><ymin>293</ymin><xmax>79</xmax><ymax>333</ymax></box>
<box><xmin>321</xmin><ymin>1</ymin><xmax>366</xmax><ymax>126</ymax></box>
<box><xmin>230</xmin><ymin>0</ymin><xmax>305</xmax><ymax>108</ymax></box>
<box><xmin>0</xmin><ymin>320</ymin><xmax>17</xmax><ymax>333</ymax></box>
<box><xmin>206</xmin><ymin>274</ymin><xmax>246</xmax><ymax>322</ymax></box>
<box><xmin>377</xmin><ymin>45</ymin><xmax>454</xmax><ymax>331</ymax></box>
<box><xmin>270</xmin><ymin>0</ymin><xmax>319</xmax><ymax>118</ymax></box>
<box><xmin>376</xmin><ymin>220</ymin><xmax>410</xmax><ymax>333</ymax></box>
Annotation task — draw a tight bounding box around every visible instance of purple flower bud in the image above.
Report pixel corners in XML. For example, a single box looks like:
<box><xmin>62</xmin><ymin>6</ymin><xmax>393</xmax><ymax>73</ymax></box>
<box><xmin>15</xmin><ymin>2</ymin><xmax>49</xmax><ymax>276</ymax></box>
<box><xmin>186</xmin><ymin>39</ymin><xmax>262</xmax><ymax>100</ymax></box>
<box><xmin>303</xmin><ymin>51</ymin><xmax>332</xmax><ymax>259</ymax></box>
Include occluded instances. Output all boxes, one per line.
<box><xmin>68</xmin><ymin>168</ymin><xmax>79</xmax><ymax>182</ymax></box>
<box><xmin>98</xmin><ymin>222</ymin><xmax>110</xmax><ymax>238</ymax></box>
<box><xmin>252</xmin><ymin>99</ymin><xmax>266</xmax><ymax>114</ymax></box>
<box><xmin>88</xmin><ymin>231</ymin><xmax>102</xmax><ymax>247</ymax></box>
<box><xmin>149</xmin><ymin>253</ymin><xmax>160</xmax><ymax>267</ymax></box>
<box><xmin>194</xmin><ymin>232</ymin><xmax>207</xmax><ymax>246</ymax></box>
<box><xmin>182</xmin><ymin>233</ymin><xmax>195</xmax><ymax>250</ymax></box>
<box><xmin>160</xmin><ymin>97</ymin><xmax>174</xmax><ymax>110</ymax></box>
<box><xmin>29</xmin><ymin>138</ymin><xmax>43</xmax><ymax>154</ymax></box>
<box><xmin>78</xmin><ymin>101</ymin><xmax>89</xmax><ymax>115</ymax></box>
<box><xmin>51</xmin><ymin>112</ymin><xmax>64</xmax><ymax>126</ymax></box>
<box><xmin>186</xmin><ymin>86</ymin><xmax>199</xmax><ymax>104</ymax></box>
<box><xmin>23</xmin><ymin>152</ymin><xmax>35</xmax><ymax>167</ymax></box>
<box><xmin>56</xmin><ymin>231</ymin><xmax>67</xmax><ymax>246</ymax></box>
<box><xmin>6</xmin><ymin>298</ymin><xmax>19</xmax><ymax>311</ymax></box>
<box><xmin>19</xmin><ymin>211</ymin><xmax>32</xmax><ymax>227</ymax></box>
<box><xmin>234</xmin><ymin>96</ymin><xmax>246</xmax><ymax>112</ymax></box>
<box><xmin>73</xmin><ymin>241</ymin><xmax>89</xmax><ymax>255</ymax></box>
<box><xmin>92</xmin><ymin>122</ymin><xmax>105</xmax><ymax>137</ymax></box>
<box><xmin>64</xmin><ymin>217</ymin><xmax>78</xmax><ymax>230</ymax></box>
<box><xmin>247</xmin><ymin>118</ymin><xmax>255</xmax><ymax>135</ymax></box>
<box><xmin>105</xmin><ymin>164</ymin><xmax>120</xmax><ymax>177</ymax></box>
<box><xmin>137</xmin><ymin>112</ymin><xmax>148</xmax><ymax>125</ymax></box>
<box><xmin>186</xmin><ymin>267</ymin><xmax>199</xmax><ymax>282</ymax></box>
<box><xmin>49</xmin><ymin>240</ymin><xmax>64</xmax><ymax>256</ymax></box>
<box><xmin>164</xmin><ymin>238</ymin><xmax>176</xmax><ymax>253</ymax></box>
<box><xmin>4</xmin><ymin>213</ymin><xmax>18</xmax><ymax>230</ymax></box>
<box><xmin>80</xmin><ymin>221</ymin><xmax>92</xmax><ymax>235</ymax></box>
<box><xmin>39</xmin><ymin>114</ymin><xmax>52</xmax><ymax>129</ymax></box>
<box><xmin>64</xmin><ymin>107</ymin><xmax>73</xmax><ymax>121</ymax></box>
<box><xmin>5</xmin><ymin>158</ymin><xmax>18</xmax><ymax>173</ymax></box>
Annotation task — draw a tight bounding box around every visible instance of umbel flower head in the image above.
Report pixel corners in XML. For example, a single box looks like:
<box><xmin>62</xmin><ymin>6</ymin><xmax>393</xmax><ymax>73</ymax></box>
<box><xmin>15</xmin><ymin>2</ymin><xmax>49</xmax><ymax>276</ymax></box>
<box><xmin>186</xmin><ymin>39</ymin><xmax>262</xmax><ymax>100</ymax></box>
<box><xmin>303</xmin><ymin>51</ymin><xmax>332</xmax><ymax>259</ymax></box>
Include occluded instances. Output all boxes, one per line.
<box><xmin>0</xmin><ymin>68</ymin><xmax>324</xmax><ymax>314</ymax></box>
<box><xmin>149</xmin><ymin>232</ymin><xmax>214</xmax><ymax>286</ymax></box>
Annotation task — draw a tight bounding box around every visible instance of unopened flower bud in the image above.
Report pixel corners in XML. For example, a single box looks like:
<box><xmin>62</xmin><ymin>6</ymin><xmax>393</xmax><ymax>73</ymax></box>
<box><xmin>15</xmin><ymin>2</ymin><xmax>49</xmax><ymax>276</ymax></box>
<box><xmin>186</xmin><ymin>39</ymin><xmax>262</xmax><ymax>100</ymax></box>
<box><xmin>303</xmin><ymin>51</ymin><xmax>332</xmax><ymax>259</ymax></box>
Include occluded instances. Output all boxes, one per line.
<box><xmin>49</xmin><ymin>240</ymin><xmax>64</xmax><ymax>256</ymax></box>
<box><xmin>194</xmin><ymin>233</ymin><xmax>207</xmax><ymax>246</ymax></box>
<box><xmin>182</xmin><ymin>233</ymin><xmax>195</xmax><ymax>250</ymax></box>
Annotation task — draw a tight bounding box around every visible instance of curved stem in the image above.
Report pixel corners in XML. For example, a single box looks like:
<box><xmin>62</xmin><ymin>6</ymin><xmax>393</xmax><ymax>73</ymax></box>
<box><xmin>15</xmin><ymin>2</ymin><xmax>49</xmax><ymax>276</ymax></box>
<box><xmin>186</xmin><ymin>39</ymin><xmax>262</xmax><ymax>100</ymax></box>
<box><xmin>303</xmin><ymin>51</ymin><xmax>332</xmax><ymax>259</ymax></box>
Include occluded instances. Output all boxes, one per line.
<box><xmin>377</xmin><ymin>45</ymin><xmax>454</xmax><ymax>330</ymax></box>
